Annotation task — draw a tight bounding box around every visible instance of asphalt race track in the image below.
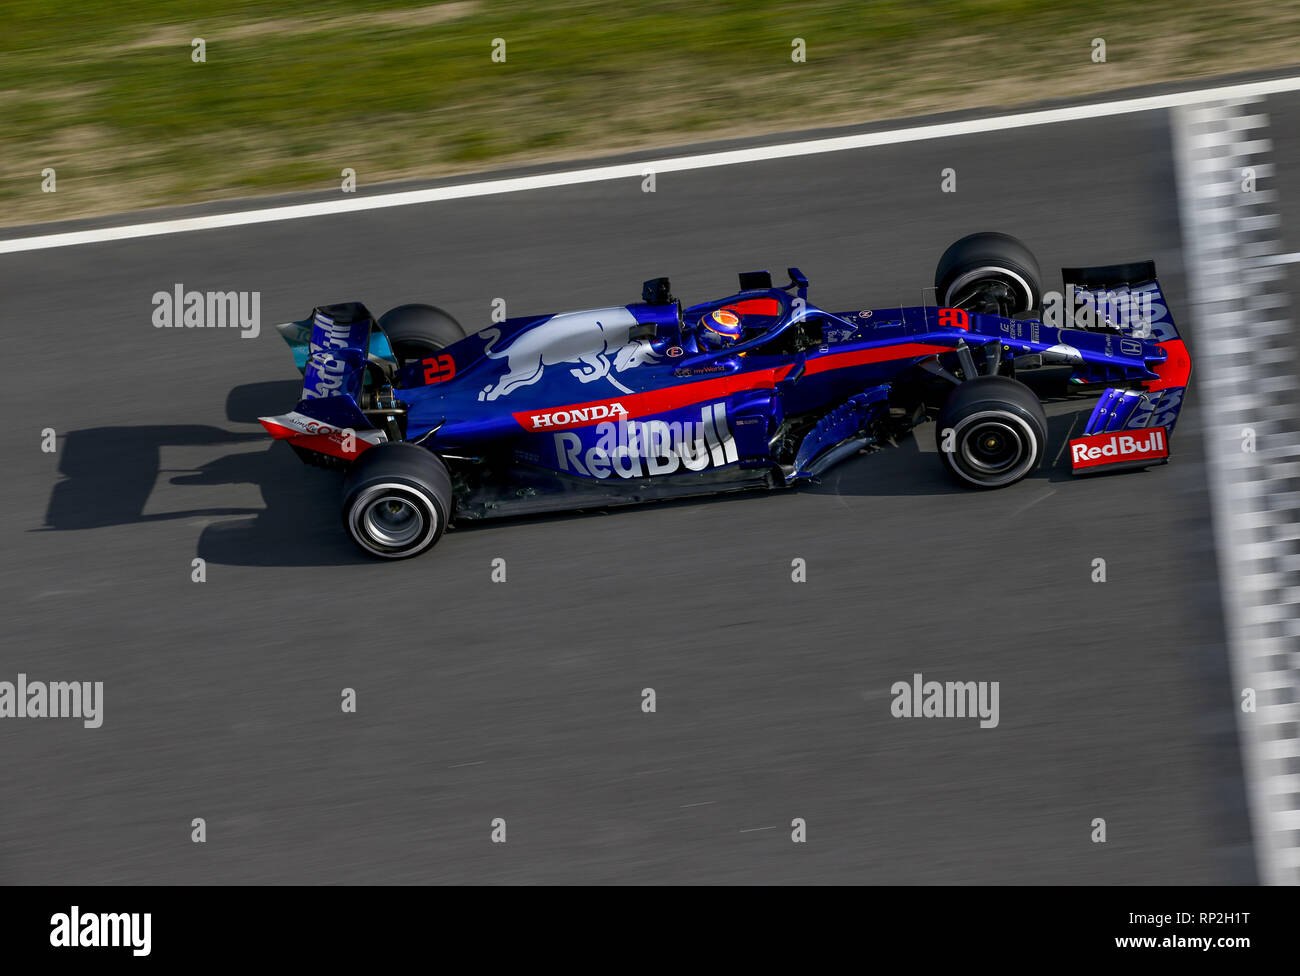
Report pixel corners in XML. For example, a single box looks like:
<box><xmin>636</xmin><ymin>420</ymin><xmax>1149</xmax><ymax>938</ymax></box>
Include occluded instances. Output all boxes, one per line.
<box><xmin>4</xmin><ymin>85</ymin><xmax>1296</xmax><ymax>884</ymax></box>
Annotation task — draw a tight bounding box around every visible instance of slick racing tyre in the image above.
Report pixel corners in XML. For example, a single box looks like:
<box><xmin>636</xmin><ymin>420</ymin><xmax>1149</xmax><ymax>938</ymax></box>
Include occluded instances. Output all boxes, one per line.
<box><xmin>936</xmin><ymin>376</ymin><xmax>1047</xmax><ymax>489</ymax></box>
<box><xmin>341</xmin><ymin>443</ymin><xmax>453</xmax><ymax>559</ymax></box>
<box><xmin>378</xmin><ymin>304</ymin><xmax>467</xmax><ymax>364</ymax></box>
<box><xmin>935</xmin><ymin>232</ymin><xmax>1042</xmax><ymax>315</ymax></box>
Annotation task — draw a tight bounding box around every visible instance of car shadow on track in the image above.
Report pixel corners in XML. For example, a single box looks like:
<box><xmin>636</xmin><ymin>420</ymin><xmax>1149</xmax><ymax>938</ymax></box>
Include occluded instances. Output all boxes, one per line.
<box><xmin>39</xmin><ymin>380</ymin><xmax>363</xmax><ymax>566</ymax></box>
<box><xmin>192</xmin><ymin>444</ymin><xmax>358</xmax><ymax>567</ymax></box>
<box><xmin>197</xmin><ymin>380</ymin><xmax>360</xmax><ymax>566</ymax></box>
<box><xmin>41</xmin><ymin>424</ymin><xmax>267</xmax><ymax>531</ymax></box>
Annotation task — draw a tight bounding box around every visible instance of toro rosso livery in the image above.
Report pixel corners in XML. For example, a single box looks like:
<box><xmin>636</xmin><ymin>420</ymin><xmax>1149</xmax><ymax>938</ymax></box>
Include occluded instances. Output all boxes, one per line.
<box><xmin>260</xmin><ymin>233</ymin><xmax>1192</xmax><ymax>558</ymax></box>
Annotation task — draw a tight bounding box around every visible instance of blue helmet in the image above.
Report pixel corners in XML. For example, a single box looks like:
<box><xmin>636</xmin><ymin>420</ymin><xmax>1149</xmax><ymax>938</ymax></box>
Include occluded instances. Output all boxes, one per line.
<box><xmin>698</xmin><ymin>307</ymin><xmax>744</xmax><ymax>350</ymax></box>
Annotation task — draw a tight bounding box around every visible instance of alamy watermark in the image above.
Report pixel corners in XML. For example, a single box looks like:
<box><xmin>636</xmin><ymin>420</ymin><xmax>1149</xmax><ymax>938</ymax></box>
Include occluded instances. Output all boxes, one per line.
<box><xmin>891</xmin><ymin>672</ymin><xmax>999</xmax><ymax>729</ymax></box>
<box><xmin>1039</xmin><ymin>286</ymin><xmax>1155</xmax><ymax>334</ymax></box>
<box><xmin>151</xmin><ymin>284</ymin><xmax>260</xmax><ymax>338</ymax></box>
<box><xmin>0</xmin><ymin>673</ymin><xmax>103</xmax><ymax>728</ymax></box>
<box><xmin>50</xmin><ymin>907</ymin><xmax>150</xmax><ymax>956</ymax></box>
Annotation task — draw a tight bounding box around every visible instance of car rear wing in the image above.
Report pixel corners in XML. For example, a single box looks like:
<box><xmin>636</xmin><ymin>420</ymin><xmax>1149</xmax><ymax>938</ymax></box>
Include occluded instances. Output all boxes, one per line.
<box><xmin>1062</xmin><ymin>263</ymin><xmax>1192</xmax><ymax>476</ymax></box>
<box><xmin>258</xmin><ymin>302</ymin><xmax>397</xmax><ymax>465</ymax></box>
<box><xmin>273</xmin><ymin>302</ymin><xmax>398</xmax><ymax>395</ymax></box>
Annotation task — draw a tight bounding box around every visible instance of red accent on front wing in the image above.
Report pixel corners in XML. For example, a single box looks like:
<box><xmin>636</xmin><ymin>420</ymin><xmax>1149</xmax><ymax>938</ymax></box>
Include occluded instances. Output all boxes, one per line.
<box><xmin>1146</xmin><ymin>339</ymin><xmax>1191</xmax><ymax>391</ymax></box>
<box><xmin>1069</xmin><ymin>428</ymin><xmax>1169</xmax><ymax>470</ymax></box>
<box><xmin>511</xmin><ymin>341</ymin><xmax>955</xmax><ymax>431</ymax></box>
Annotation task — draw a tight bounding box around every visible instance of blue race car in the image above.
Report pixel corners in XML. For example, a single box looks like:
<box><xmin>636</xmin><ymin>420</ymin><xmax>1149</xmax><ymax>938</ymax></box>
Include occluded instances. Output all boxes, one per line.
<box><xmin>260</xmin><ymin>232</ymin><xmax>1192</xmax><ymax>558</ymax></box>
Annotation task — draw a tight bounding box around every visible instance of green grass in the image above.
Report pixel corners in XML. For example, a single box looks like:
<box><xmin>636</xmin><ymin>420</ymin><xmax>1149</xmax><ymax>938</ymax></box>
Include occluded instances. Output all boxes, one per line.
<box><xmin>2</xmin><ymin>0</ymin><xmax>1299</xmax><ymax>224</ymax></box>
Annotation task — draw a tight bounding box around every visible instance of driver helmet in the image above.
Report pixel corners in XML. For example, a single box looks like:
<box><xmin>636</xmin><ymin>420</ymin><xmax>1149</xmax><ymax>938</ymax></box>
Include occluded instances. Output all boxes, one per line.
<box><xmin>698</xmin><ymin>307</ymin><xmax>744</xmax><ymax>351</ymax></box>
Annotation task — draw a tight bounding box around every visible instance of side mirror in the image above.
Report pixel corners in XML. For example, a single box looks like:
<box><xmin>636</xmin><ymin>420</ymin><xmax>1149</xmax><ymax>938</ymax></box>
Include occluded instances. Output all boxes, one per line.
<box><xmin>786</xmin><ymin>268</ymin><xmax>809</xmax><ymax>300</ymax></box>
<box><xmin>642</xmin><ymin>277</ymin><xmax>674</xmax><ymax>305</ymax></box>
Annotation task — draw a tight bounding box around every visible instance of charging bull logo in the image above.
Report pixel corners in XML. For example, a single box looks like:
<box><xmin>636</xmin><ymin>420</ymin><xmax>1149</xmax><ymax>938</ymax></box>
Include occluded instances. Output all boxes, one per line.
<box><xmin>476</xmin><ymin>308</ymin><xmax>660</xmax><ymax>401</ymax></box>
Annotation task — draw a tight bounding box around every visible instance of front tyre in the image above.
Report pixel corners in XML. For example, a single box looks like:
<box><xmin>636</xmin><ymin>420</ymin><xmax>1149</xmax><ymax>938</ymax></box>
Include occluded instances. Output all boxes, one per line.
<box><xmin>936</xmin><ymin>375</ymin><xmax>1047</xmax><ymax>488</ymax></box>
<box><xmin>341</xmin><ymin>443</ymin><xmax>452</xmax><ymax>558</ymax></box>
<box><xmin>935</xmin><ymin>232</ymin><xmax>1042</xmax><ymax>315</ymax></box>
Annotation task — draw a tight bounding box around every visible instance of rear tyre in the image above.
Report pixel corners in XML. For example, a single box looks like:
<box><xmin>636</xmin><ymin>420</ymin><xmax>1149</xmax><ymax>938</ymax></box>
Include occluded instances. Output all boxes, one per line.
<box><xmin>935</xmin><ymin>232</ymin><xmax>1042</xmax><ymax>315</ymax></box>
<box><xmin>936</xmin><ymin>375</ymin><xmax>1047</xmax><ymax>489</ymax></box>
<box><xmin>378</xmin><ymin>304</ymin><xmax>466</xmax><ymax>364</ymax></box>
<box><xmin>341</xmin><ymin>443</ymin><xmax>452</xmax><ymax>559</ymax></box>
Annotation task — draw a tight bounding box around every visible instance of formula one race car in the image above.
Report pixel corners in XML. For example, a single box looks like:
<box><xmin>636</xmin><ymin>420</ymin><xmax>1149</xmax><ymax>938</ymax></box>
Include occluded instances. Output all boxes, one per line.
<box><xmin>260</xmin><ymin>232</ymin><xmax>1191</xmax><ymax>558</ymax></box>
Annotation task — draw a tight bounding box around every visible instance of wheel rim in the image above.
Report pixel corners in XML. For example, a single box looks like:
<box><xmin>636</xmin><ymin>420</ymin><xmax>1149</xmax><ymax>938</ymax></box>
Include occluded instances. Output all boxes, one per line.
<box><xmin>961</xmin><ymin>421</ymin><xmax>1023</xmax><ymax>475</ymax></box>
<box><xmin>944</xmin><ymin>265</ymin><xmax>1036</xmax><ymax>312</ymax></box>
<box><xmin>950</xmin><ymin>410</ymin><xmax>1040</xmax><ymax>487</ymax></box>
<box><xmin>349</xmin><ymin>484</ymin><xmax>439</xmax><ymax>556</ymax></box>
<box><xmin>363</xmin><ymin>494</ymin><xmax>424</xmax><ymax>547</ymax></box>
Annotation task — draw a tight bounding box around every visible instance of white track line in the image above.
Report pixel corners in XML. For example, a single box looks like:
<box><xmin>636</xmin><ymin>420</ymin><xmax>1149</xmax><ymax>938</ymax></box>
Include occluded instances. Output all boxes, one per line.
<box><xmin>4</xmin><ymin>73</ymin><xmax>1300</xmax><ymax>254</ymax></box>
<box><xmin>1172</xmin><ymin>99</ymin><xmax>1300</xmax><ymax>886</ymax></box>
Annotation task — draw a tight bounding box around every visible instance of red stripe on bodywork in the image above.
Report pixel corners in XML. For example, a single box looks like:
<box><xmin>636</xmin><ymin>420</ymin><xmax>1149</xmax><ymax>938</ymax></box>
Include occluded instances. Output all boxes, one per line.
<box><xmin>513</xmin><ymin>369</ymin><xmax>789</xmax><ymax>432</ymax></box>
<box><xmin>1146</xmin><ymin>339</ymin><xmax>1191</xmax><ymax>391</ymax></box>
<box><xmin>512</xmin><ymin>341</ymin><xmax>954</xmax><ymax>432</ymax></box>
<box><xmin>803</xmin><ymin>342</ymin><xmax>953</xmax><ymax>375</ymax></box>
